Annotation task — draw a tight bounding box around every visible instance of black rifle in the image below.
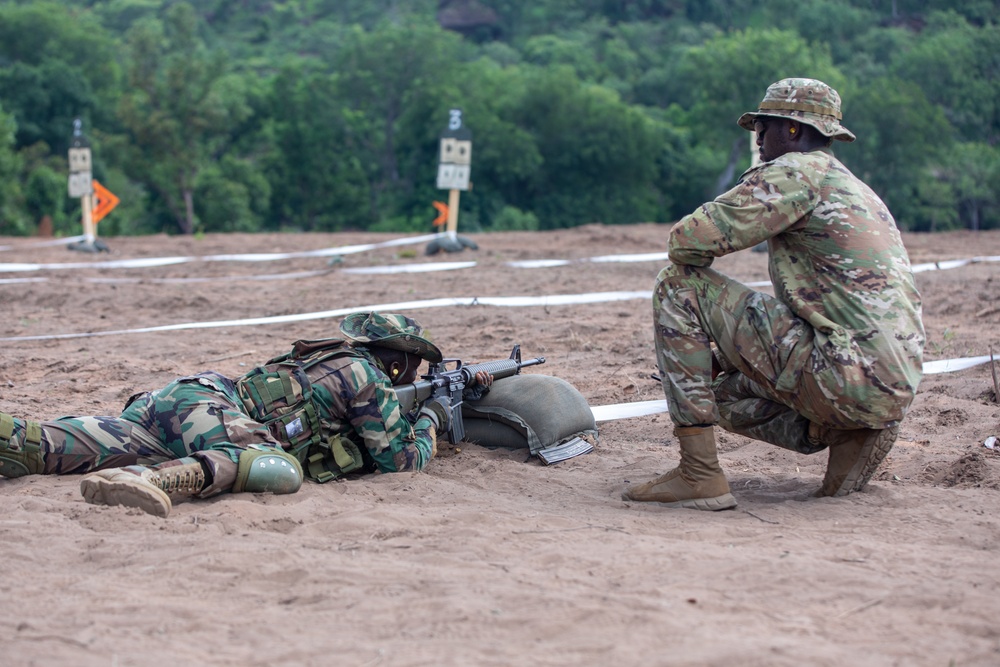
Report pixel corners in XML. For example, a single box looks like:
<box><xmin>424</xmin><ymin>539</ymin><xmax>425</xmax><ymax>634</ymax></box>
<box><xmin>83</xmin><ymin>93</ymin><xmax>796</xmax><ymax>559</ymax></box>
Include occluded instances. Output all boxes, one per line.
<box><xmin>394</xmin><ymin>345</ymin><xmax>545</xmax><ymax>444</ymax></box>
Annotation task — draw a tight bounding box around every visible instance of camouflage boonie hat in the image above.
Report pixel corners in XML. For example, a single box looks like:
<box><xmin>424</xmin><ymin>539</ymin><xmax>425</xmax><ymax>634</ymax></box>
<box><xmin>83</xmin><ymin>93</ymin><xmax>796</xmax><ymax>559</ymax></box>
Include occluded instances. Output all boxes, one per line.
<box><xmin>738</xmin><ymin>78</ymin><xmax>856</xmax><ymax>142</ymax></box>
<box><xmin>340</xmin><ymin>311</ymin><xmax>443</xmax><ymax>363</ymax></box>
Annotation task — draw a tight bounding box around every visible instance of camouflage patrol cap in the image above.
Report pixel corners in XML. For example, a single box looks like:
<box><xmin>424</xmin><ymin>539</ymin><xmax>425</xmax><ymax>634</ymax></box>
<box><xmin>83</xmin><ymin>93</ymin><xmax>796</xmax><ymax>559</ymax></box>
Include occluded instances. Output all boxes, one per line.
<box><xmin>738</xmin><ymin>78</ymin><xmax>856</xmax><ymax>142</ymax></box>
<box><xmin>340</xmin><ymin>311</ymin><xmax>443</xmax><ymax>363</ymax></box>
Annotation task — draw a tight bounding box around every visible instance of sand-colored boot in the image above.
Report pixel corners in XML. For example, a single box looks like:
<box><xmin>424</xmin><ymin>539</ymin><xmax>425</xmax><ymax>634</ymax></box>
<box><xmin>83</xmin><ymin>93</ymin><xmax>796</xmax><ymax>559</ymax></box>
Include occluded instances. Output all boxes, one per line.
<box><xmin>622</xmin><ymin>426</ymin><xmax>737</xmax><ymax>511</ymax></box>
<box><xmin>810</xmin><ymin>423</ymin><xmax>899</xmax><ymax>497</ymax></box>
<box><xmin>80</xmin><ymin>457</ymin><xmax>207</xmax><ymax>518</ymax></box>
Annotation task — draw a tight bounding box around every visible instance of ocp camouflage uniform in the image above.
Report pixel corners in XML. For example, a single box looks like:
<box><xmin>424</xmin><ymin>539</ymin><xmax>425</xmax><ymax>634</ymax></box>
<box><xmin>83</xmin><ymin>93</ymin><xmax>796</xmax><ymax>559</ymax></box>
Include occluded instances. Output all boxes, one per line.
<box><xmin>655</xmin><ymin>148</ymin><xmax>925</xmax><ymax>453</ymax></box>
<box><xmin>622</xmin><ymin>77</ymin><xmax>925</xmax><ymax>509</ymax></box>
<box><xmin>0</xmin><ymin>341</ymin><xmax>436</xmax><ymax>495</ymax></box>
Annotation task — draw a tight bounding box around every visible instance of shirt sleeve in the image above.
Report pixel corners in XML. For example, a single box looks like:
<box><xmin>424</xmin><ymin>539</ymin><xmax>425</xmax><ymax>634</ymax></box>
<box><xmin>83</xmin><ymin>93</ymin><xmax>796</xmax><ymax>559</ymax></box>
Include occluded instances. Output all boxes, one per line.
<box><xmin>668</xmin><ymin>158</ymin><xmax>819</xmax><ymax>266</ymax></box>
<box><xmin>346</xmin><ymin>369</ymin><xmax>436</xmax><ymax>473</ymax></box>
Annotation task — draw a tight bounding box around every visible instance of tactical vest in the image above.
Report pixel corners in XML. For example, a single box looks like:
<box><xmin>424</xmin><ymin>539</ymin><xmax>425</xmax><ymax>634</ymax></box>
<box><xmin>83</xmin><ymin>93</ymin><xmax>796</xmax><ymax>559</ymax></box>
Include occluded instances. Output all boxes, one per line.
<box><xmin>235</xmin><ymin>337</ymin><xmax>368</xmax><ymax>483</ymax></box>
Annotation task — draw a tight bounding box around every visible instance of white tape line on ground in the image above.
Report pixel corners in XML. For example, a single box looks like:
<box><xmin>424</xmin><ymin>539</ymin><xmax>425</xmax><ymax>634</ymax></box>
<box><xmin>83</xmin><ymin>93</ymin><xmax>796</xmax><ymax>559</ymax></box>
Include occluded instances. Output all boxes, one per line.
<box><xmin>342</xmin><ymin>261</ymin><xmax>477</xmax><ymax>275</ymax></box>
<box><xmin>0</xmin><ymin>262</ymin><xmax>477</xmax><ymax>284</ymax></box>
<box><xmin>0</xmin><ymin>292</ymin><xmax>654</xmax><ymax>342</ymax></box>
<box><xmin>508</xmin><ymin>252</ymin><xmax>1000</xmax><ymax>275</ymax></box>
<box><xmin>507</xmin><ymin>252</ymin><xmax>671</xmax><ymax>269</ymax></box>
<box><xmin>922</xmin><ymin>356</ymin><xmax>994</xmax><ymax>374</ymax></box>
<box><xmin>591</xmin><ymin>355</ymin><xmax>998</xmax><ymax>421</ymax></box>
<box><xmin>0</xmin><ymin>270</ymin><xmax>334</xmax><ymax>285</ymax></box>
<box><xmin>0</xmin><ymin>277</ymin><xmax>48</xmax><ymax>284</ymax></box>
<box><xmin>592</xmin><ymin>400</ymin><xmax>669</xmax><ymax>422</ymax></box>
<box><xmin>589</xmin><ymin>252</ymin><xmax>671</xmax><ymax>263</ymax></box>
<box><xmin>0</xmin><ymin>233</ymin><xmax>441</xmax><ymax>273</ymax></box>
<box><xmin>911</xmin><ymin>256</ymin><xmax>1000</xmax><ymax>273</ymax></box>
<box><xmin>0</xmin><ymin>235</ymin><xmax>86</xmax><ymax>252</ymax></box>
<box><xmin>0</xmin><ymin>256</ymin><xmax>194</xmax><ymax>272</ymax></box>
<box><xmin>0</xmin><ymin>262</ymin><xmax>476</xmax><ymax>285</ymax></box>
<box><xmin>0</xmin><ymin>269</ymin><xmax>771</xmax><ymax>287</ymax></box>
<box><xmin>506</xmin><ymin>259</ymin><xmax>571</xmax><ymax>268</ymax></box>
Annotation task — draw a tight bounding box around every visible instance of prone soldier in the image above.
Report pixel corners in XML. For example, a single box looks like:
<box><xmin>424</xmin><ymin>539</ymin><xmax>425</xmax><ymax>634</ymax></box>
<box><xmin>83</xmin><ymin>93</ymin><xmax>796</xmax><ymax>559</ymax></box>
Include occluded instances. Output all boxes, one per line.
<box><xmin>0</xmin><ymin>312</ymin><xmax>491</xmax><ymax>517</ymax></box>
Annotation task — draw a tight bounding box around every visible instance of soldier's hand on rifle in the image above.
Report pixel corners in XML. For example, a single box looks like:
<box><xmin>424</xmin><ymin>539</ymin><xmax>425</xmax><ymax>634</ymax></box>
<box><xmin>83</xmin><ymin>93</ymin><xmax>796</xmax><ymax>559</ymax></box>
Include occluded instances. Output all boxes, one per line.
<box><xmin>419</xmin><ymin>396</ymin><xmax>452</xmax><ymax>434</ymax></box>
<box><xmin>463</xmin><ymin>370</ymin><xmax>494</xmax><ymax>402</ymax></box>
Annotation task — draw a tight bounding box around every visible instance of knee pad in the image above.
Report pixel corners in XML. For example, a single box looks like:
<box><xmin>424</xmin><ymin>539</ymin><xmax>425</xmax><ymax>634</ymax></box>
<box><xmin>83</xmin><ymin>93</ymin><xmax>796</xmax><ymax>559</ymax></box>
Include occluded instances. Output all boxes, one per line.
<box><xmin>0</xmin><ymin>412</ymin><xmax>44</xmax><ymax>478</ymax></box>
<box><xmin>233</xmin><ymin>447</ymin><xmax>303</xmax><ymax>494</ymax></box>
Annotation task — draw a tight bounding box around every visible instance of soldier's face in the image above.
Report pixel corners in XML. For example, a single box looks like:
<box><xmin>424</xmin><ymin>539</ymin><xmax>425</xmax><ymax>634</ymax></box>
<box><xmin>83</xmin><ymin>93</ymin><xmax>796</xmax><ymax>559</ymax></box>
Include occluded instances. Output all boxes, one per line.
<box><xmin>391</xmin><ymin>354</ymin><xmax>423</xmax><ymax>385</ymax></box>
<box><xmin>754</xmin><ymin>117</ymin><xmax>789</xmax><ymax>162</ymax></box>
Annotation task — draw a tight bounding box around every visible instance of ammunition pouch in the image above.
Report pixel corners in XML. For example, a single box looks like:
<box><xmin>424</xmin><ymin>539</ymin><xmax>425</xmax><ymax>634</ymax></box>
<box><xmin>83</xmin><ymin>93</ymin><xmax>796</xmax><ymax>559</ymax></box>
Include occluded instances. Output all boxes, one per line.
<box><xmin>0</xmin><ymin>412</ymin><xmax>44</xmax><ymax>478</ymax></box>
<box><xmin>307</xmin><ymin>434</ymin><xmax>366</xmax><ymax>483</ymax></box>
<box><xmin>233</xmin><ymin>447</ymin><xmax>303</xmax><ymax>494</ymax></box>
<box><xmin>236</xmin><ymin>363</ymin><xmax>323</xmax><ymax>464</ymax></box>
<box><xmin>235</xmin><ymin>338</ymin><xmax>371</xmax><ymax>483</ymax></box>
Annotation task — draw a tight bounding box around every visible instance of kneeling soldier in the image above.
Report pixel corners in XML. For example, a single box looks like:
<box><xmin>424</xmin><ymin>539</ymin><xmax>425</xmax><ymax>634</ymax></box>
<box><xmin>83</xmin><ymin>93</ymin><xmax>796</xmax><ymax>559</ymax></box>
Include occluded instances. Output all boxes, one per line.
<box><xmin>624</xmin><ymin>78</ymin><xmax>924</xmax><ymax>509</ymax></box>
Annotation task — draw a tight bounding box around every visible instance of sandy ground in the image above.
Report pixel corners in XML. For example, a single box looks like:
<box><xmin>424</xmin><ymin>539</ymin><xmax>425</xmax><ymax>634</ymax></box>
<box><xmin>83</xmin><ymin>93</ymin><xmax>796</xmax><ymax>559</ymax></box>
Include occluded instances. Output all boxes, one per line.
<box><xmin>1</xmin><ymin>223</ymin><xmax>999</xmax><ymax>667</ymax></box>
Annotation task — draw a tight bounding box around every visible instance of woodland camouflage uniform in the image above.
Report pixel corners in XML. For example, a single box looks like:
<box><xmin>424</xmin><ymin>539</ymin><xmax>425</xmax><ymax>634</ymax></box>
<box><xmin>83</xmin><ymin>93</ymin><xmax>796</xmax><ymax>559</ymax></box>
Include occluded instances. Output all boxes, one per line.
<box><xmin>0</xmin><ymin>313</ymin><xmax>441</xmax><ymax>514</ymax></box>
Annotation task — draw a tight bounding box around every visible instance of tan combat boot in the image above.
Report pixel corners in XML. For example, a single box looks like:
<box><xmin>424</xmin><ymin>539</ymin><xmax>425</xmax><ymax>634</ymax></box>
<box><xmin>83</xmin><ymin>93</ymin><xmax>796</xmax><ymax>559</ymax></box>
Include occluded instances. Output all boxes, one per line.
<box><xmin>810</xmin><ymin>423</ymin><xmax>899</xmax><ymax>497</ymax></box>
<box><xmin>80</xmin><ymin>457</ymin><xmax>206</xmax><ymax>518</ymax></box>
<box><xmin>622</xmin><ymin>426</ymin><xmax>737</xmax><ymax>511</ymax></box>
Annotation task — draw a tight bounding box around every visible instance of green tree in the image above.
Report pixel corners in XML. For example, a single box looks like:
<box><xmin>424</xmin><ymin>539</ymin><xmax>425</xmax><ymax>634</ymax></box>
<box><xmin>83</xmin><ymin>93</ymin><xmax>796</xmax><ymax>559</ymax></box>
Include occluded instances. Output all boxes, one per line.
<box><xmin>481</xmin><ymin>0</ymin><xmax>597</xmax><ymax>39</ymax></box>
<box><xmin>941</xmin><ymin>142</ymin><xmax>1000</xmax><ymax>231</ymax></box>
<box><xmin>890</xmin><ymin>11</ymin><xmax>1000</xmax><ymax>145</ymax></box>
<box><xmin>751</xmin><ymin>0</ymin><xmax>879</xmax><ymax>63</ymax></box>
<box><xmin>912</xmin><ymin>171</ymin><xmax>959</xmax><ymax>232</ymax></box>
<box><xmin>330</xmin><ymin>21</ymin><xmax>469</xmax><ymax>226</ymax></box>
<box><xmin>0</xmin><ymin>2</ymin><xmax>120</xmax><ymax>155</ymax></box>
<box><xmin>658</xmin><ymin>28</ymin><xmax>844</xmax><ymax>194</ymax></box>
<box><xmin>448</xmin><ymin>60</ymin><xmax>544</xmax><ymax>229</ymax></box>
<box><xmin>117</xmin><ymin>2</ymin><xmax>250</xmax><ymax>234</ymax></box>
<box><xmin>837</xmin><ymin>76</ymin><xmax>953</xmax><ymax>230</ymax></box>
<box><xmin>521</xmin><ymin>33</ymin><xmax>602</xmax><ymax>81</ymax></box>
<box><xmin>264</xmin><ymin>65</ymin><xmax>371</xmax><ymax>231</ymax></box>
<box><xmin>19</xmin><ymin>141</ymin><xmax>71</xmax><ymax>236</ymax></box>
<box><xmin>0</xmin><ymin>105</ymin><xmax>27</xmax><ymax>235</ymax></box>
<box><xmin>498</xmin><ymin>65</ymin><xmax>662</xmax><ymax>227</ymax></box>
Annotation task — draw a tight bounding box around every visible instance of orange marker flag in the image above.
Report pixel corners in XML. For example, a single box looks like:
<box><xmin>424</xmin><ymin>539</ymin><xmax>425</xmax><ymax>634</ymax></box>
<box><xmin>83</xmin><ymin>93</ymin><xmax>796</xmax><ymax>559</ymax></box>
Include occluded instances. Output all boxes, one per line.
<box><xmin>432</xmin><ymin>201</ymin><xmax>448</xmax><ymax>226</ymax></box>
<box><xmin>91</xmin><ymin>180</ymin><xmax>120</xmax><ymax>224</ymax></box>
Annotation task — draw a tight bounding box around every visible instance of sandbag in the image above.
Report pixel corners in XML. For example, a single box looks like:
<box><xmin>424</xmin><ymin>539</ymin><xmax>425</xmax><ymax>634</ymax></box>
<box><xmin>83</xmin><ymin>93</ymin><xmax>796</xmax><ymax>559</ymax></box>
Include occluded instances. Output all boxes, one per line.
<box><xmin>460</xmin><ymin>374</ymin><xmax>598</xmax><ymax>455</ymax></box>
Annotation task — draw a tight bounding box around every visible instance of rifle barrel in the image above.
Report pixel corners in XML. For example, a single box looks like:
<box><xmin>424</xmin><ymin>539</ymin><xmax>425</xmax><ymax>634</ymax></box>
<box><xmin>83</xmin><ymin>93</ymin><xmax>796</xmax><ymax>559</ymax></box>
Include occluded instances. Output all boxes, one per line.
<box><xmin>394</xmin><ymin>352</ymin><xmax>545</xmax><ymax>414</ymax></box>
<box><xmin>464</xmin><ymin>356</ymin><xmax>545</xmax><ymax>381</ymax></box>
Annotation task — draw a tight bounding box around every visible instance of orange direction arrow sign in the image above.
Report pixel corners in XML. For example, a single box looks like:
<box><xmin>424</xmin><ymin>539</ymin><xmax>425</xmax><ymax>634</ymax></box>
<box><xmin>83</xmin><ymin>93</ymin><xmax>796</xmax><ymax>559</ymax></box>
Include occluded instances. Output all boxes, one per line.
<box><xmin>91</xmin><ymin>180</ymin><xmax>120</xmax><ymax>224</ymax></box>
<box><xmin>432</xmin><ymin>201</ymin><xmax>449</xmax><ymax>226</ymax></box>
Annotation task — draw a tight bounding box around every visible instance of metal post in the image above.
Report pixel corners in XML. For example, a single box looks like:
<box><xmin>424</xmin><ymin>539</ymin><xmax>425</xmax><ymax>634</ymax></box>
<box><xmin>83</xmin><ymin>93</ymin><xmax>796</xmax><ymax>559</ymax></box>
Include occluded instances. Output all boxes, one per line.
<box><xmin>446</xmin><ymin>188</ymin><xmax>460</xmax><ymax>235</ymax></box>
<box><xmin>81</xmin><ymin>193</ymin><xmax>95</xmax><ymax>244</ymax></box>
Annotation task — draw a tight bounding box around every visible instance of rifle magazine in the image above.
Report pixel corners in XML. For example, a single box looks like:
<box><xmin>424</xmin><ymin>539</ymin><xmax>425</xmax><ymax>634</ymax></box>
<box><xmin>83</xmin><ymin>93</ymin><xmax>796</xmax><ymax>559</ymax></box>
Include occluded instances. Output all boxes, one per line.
<box><xmin>536</xmin><ymin>437</ymin><xmax>594</xmax><ymax>465</ymax></box>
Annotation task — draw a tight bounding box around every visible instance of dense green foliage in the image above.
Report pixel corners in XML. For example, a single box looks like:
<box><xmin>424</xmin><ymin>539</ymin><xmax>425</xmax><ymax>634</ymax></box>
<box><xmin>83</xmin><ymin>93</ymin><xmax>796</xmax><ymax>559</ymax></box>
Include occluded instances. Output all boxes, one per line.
<box><xmin>0</xmin><ymin>0</ymin><xmax>998</xmax><ymax>235</ymax></box>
